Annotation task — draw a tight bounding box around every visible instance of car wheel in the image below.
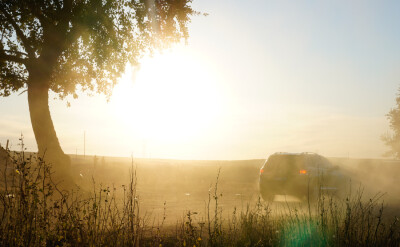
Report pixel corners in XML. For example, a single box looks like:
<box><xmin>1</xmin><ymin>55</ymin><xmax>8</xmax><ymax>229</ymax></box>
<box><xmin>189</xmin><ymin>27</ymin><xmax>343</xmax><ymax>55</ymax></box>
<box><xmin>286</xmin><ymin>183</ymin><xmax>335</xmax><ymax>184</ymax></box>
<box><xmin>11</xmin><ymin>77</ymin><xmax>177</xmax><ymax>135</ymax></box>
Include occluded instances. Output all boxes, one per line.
<box><xmin>335</xmin><ymin>177</ymin><xmax>350</xmax><ymax>200</ymax></box>
<box><xmin>260</xmin><ymin>189</ymin><xmax>274</xmax><ymax>202</ymax></box>
<box><xmin>304</xmin><ymin>182</ymin><xmax>320</xmax><ymax>203</ymax></box>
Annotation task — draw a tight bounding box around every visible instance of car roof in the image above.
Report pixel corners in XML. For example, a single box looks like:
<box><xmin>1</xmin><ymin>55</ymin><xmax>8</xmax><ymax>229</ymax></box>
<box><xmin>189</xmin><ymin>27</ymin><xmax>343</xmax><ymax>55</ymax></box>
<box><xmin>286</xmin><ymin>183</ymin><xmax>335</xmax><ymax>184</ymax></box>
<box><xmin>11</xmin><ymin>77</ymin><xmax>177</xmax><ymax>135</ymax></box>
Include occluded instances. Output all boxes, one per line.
<box><xmin>270</xmin><ymin>152</ymin><xmax>320</xmax><ymax>156</ymax></box>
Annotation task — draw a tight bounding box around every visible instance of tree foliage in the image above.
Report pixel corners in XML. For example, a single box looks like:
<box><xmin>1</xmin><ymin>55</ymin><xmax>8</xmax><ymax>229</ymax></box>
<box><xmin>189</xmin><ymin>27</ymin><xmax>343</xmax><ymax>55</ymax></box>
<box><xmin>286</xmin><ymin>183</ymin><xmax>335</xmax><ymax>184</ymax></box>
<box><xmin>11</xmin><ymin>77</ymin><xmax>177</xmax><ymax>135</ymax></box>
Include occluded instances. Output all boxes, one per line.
<box><xmin>382</xmin><ymin>87</ymin><xmax>400</xmax><ymax>159</ymax></box>
<box><xmin>0</xmin><ymin>0</ymin><xmax>196</xmax><ymax>98</ymax></box>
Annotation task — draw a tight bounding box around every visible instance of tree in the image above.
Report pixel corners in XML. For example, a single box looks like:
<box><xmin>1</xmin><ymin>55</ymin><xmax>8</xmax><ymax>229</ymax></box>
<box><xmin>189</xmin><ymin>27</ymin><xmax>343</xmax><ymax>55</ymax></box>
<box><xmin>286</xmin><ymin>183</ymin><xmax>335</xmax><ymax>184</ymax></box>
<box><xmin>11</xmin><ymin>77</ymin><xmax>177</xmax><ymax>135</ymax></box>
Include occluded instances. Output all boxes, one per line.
<box><xmin>382</xmin><ymin>87</ymin><xmax>400</xmax><ymax>159</ymax></box>
<box><xmin>0</xmin><ymin>0</ymin><xmax>195</xmax><ymax>171</ymax></box>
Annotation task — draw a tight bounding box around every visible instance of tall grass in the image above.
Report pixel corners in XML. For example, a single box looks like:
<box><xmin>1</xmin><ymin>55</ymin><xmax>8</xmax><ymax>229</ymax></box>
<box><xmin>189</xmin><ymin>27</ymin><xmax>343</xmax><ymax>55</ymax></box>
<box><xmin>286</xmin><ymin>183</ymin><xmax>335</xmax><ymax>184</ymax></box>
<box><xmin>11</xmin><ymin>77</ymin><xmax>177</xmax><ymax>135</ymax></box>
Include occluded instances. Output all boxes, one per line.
<box><xmin>0</xmin><ymin>146</ymin><xmax>399</xmax><ymax>246</ymax></box>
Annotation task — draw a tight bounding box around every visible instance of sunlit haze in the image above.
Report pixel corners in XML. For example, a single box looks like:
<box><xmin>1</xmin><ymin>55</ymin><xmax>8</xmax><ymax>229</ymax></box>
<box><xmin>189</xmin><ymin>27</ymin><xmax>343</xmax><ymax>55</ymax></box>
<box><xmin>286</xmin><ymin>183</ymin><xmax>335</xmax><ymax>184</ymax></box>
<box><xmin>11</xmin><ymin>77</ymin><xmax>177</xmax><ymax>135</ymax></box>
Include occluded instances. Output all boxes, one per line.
<box><xmin>109</xmin><ymin>48</ymin><xmax>222</xmax><ymax>157</ymax></box>
<box><xmin>1</xmin><ymin>0</ymin><xmax>399</xmax><ymax>160</ymax></box>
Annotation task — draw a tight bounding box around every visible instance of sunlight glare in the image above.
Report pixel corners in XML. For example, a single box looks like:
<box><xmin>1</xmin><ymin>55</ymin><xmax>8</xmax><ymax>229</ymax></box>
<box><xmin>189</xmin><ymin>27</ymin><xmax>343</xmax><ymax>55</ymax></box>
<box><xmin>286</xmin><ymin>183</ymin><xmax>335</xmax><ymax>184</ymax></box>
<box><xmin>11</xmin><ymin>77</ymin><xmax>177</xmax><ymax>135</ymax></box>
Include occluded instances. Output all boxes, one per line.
<box><xmin>110</xmin><ymin>48</ymin><xmax>221</xmax><ymax>146</ymax></box>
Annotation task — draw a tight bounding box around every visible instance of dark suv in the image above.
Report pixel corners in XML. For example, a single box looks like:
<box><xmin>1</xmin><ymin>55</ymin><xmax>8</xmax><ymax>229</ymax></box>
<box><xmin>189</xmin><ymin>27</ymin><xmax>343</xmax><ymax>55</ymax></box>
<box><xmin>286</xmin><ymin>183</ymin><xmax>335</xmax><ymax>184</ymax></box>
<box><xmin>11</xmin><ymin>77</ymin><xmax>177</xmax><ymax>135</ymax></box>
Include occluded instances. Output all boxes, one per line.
<box><xmin>259</xmin><ymin>152</ymin><xmax>346</xmax><ymax>201</ymax></box>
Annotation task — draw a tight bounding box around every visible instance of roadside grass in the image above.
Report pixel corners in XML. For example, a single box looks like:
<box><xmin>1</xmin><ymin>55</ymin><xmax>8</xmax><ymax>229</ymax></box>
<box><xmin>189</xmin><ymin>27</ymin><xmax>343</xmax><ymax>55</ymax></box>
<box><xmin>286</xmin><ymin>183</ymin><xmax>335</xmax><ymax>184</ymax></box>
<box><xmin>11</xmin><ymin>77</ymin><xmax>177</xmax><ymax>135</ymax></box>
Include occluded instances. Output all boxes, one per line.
<box><xmin>0</xmin><ymin>148</ymin><xmax>399</xmax><ymax>246</ymax></box>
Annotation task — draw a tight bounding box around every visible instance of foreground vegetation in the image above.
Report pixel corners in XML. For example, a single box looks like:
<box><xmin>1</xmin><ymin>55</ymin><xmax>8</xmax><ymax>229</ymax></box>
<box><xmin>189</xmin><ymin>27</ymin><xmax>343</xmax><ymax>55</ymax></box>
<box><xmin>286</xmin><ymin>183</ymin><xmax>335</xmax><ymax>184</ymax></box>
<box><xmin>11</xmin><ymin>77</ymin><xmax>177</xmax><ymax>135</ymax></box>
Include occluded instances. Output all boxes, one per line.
<box><xmin>0</xmin><ymin>148</ymin><xmax>399</xmax><ymax>246</ymax></box>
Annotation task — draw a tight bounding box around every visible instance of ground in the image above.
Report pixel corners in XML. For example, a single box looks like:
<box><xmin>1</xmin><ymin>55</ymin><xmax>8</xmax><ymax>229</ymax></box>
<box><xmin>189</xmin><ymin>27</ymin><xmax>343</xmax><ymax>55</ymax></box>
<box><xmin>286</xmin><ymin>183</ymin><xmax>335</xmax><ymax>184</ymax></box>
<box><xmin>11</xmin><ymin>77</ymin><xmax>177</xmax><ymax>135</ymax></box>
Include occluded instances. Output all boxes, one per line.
<box><xmin>70</xmin><ymin>155</ymin><xmax>400</xmax><ymax>224</ymax></box>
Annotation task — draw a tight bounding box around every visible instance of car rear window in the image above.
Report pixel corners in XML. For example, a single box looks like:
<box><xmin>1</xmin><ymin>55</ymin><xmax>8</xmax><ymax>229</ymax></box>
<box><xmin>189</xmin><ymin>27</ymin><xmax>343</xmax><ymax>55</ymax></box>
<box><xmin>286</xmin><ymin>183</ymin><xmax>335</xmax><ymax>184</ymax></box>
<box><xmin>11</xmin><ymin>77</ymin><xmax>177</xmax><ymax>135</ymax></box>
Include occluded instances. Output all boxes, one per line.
<box><xmin>265</xmin><ymin>155</ymin><xmax>305</xmax><ymax>175</ymax></box>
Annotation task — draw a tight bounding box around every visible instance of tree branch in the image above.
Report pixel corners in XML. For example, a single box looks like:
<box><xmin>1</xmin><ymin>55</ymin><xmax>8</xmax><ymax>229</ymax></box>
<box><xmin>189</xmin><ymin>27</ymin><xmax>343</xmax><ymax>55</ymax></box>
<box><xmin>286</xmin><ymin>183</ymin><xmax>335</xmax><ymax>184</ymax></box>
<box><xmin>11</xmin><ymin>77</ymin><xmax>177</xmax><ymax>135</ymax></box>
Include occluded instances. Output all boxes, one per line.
<box><xmin>0</xmin><ymin>52</ymin><xmax>27</xmax><ymax>64</ymax></box>
<box><xmin>54</xmin><ymin>0</ymin><xmax>73</xmax><ymax>51</ymax></box>
<box><xmin>63</xmin><ymin>0</ymin><xmax>73</xmax><ymax>11</ymax></box>
<box><xmin>0</xmin><ymin>6</ymin><xmax>34</xmax><ymax>57</ymax></box>
<box><xmin>31</xmin><ymin>2</ymin><xmax>51</xmax><ymax>26</ymax></box>
<box><xmin>3</xmin><ymin>49</ymin><xmax>29</xmax><ymax>57</ymax></box>
<box><xmin>54</xmin><ymin>0</ymin><xmax>62</xmax><ymax>12</ymax></box>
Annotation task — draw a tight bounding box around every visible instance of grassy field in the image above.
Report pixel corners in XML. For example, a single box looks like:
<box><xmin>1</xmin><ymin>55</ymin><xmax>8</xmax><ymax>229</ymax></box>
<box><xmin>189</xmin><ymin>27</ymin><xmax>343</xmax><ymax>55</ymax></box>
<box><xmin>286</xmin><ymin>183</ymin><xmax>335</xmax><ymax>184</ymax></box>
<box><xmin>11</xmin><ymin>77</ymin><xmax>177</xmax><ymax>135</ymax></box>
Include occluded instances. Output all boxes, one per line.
<box><xmin>72</xmin><ymin>154</ymin><xmax>400</xmax><ymax>209</ymax></box>
<box><xmin>1</xmin><ymin>148</ymin><xmax>400</xmax><ymax>246</ymax></box>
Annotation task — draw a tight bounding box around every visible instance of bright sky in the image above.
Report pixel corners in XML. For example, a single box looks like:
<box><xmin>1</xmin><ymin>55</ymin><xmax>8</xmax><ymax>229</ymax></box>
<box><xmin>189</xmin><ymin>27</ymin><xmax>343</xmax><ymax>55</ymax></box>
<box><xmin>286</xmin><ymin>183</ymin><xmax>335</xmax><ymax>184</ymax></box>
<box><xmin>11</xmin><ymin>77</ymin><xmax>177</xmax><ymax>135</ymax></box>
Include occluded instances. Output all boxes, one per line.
<box><xmin>1</xmin><ymin>0</ymin><xmax>400</xmax><ymax>160</ymax></box>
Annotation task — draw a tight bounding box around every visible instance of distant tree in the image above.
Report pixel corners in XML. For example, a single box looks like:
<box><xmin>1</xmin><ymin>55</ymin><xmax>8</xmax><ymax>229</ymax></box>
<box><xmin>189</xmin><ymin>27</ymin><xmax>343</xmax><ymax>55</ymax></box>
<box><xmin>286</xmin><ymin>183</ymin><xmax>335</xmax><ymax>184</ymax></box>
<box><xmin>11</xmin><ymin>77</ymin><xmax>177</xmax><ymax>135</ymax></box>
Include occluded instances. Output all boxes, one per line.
<box><xmin>382</xmin><ymin>87</ymin><xmax>400</xmax><ymax>159</ymax></box>
<box><xmin>0</xmin><ymin>0</ymin><xmax>195</xmax><ymax>171</ymax></box>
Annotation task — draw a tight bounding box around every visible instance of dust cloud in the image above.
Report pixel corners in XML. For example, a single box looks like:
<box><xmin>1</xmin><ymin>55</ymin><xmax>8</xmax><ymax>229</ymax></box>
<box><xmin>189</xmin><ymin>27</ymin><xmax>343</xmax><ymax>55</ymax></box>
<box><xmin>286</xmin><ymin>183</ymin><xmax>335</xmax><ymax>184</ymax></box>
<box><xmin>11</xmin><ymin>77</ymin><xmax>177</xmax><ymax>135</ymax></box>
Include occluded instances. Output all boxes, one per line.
<box><xmin>71</xmin><ymin>155</ymin><xmax>400</xmax><ymax>224</ymax></box>
<box><xmin>328</xmin><ymin>157</ymin><xmax>400</xmax><ymax>205</ymax></box>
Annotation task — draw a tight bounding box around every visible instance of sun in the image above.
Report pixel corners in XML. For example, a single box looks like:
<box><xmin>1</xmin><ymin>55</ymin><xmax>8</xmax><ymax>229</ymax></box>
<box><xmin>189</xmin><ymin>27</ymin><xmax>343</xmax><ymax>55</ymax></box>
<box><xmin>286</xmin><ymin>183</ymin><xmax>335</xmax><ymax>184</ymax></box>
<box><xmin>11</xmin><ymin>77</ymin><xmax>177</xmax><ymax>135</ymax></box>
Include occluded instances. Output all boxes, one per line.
<box><xmin>110</xmin><ymin>46</ymin><xmax>221</xmax><ymax>146</ymax></box>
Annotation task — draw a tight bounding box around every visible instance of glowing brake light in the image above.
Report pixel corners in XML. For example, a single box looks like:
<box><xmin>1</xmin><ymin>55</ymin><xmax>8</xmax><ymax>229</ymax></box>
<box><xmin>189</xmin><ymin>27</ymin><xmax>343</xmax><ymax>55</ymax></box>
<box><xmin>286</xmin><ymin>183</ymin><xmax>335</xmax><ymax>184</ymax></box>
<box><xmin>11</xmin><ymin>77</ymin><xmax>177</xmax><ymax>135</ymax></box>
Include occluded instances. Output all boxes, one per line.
<box><xmin>299</xmin><ymin>169</ymin><xmax>307</xmax><ymax>174</ymax></box>
<box><xmin>260</xmin><ymin>168</ymin><xmax>264</xmax><ymax>174</ymax></box>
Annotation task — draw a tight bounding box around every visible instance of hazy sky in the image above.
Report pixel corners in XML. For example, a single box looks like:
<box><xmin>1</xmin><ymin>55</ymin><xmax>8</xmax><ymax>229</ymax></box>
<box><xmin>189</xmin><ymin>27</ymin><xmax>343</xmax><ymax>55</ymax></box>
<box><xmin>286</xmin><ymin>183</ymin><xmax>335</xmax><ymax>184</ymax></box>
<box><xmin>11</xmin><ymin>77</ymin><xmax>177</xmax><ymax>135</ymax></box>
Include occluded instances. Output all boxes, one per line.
<box><xmin>1</xmin><ymin>0</ymin><xmax>400</xmax><ymax>160</ymax></box>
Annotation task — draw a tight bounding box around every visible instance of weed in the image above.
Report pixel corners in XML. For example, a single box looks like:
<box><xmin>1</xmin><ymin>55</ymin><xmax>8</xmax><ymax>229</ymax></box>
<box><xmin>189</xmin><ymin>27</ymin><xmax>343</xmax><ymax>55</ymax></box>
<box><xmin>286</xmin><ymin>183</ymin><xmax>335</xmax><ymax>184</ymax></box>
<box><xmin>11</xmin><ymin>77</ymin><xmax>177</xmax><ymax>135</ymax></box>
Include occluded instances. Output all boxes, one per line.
<box><xmin>0</xmin><ymin>143</ymin><xmax>399</xmax><ymax>246</ymax></box>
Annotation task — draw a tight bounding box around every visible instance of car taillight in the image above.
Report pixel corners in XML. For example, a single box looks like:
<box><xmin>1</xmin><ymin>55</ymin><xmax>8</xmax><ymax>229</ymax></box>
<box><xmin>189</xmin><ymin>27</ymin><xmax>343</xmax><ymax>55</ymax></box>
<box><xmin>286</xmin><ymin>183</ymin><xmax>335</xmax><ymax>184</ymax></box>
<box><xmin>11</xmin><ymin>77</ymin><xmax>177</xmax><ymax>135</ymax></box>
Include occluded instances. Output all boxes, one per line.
<box><xmin>260</xmin><ymin>168</ymin><xmax>264</xmax><ymax>174</ymax></box>
<box><xmin>299</xmin><ymin>169</ymin><xmax>307</xmax><ymax>174</ymax></box>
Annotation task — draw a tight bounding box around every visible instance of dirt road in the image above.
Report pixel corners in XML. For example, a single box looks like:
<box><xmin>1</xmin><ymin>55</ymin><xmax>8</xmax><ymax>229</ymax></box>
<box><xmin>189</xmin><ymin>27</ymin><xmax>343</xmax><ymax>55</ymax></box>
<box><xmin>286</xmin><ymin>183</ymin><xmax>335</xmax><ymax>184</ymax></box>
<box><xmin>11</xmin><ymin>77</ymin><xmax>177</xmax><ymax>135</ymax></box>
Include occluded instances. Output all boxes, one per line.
<box><xmin>71</xmin><ymin>156</ymin><xmax>400</xmax><ymax>224</ymax></box>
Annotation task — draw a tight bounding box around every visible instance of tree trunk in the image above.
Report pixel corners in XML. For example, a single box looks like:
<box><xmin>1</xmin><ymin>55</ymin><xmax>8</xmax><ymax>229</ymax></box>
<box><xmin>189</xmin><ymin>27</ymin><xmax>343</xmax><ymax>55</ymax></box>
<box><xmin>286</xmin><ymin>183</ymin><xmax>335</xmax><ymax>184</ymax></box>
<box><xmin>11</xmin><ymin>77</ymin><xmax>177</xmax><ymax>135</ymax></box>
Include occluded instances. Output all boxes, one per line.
<box><xmin>27</xmin><ymin>79</ymin><xmax>70</xmax><ymax>168</ymax></box>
